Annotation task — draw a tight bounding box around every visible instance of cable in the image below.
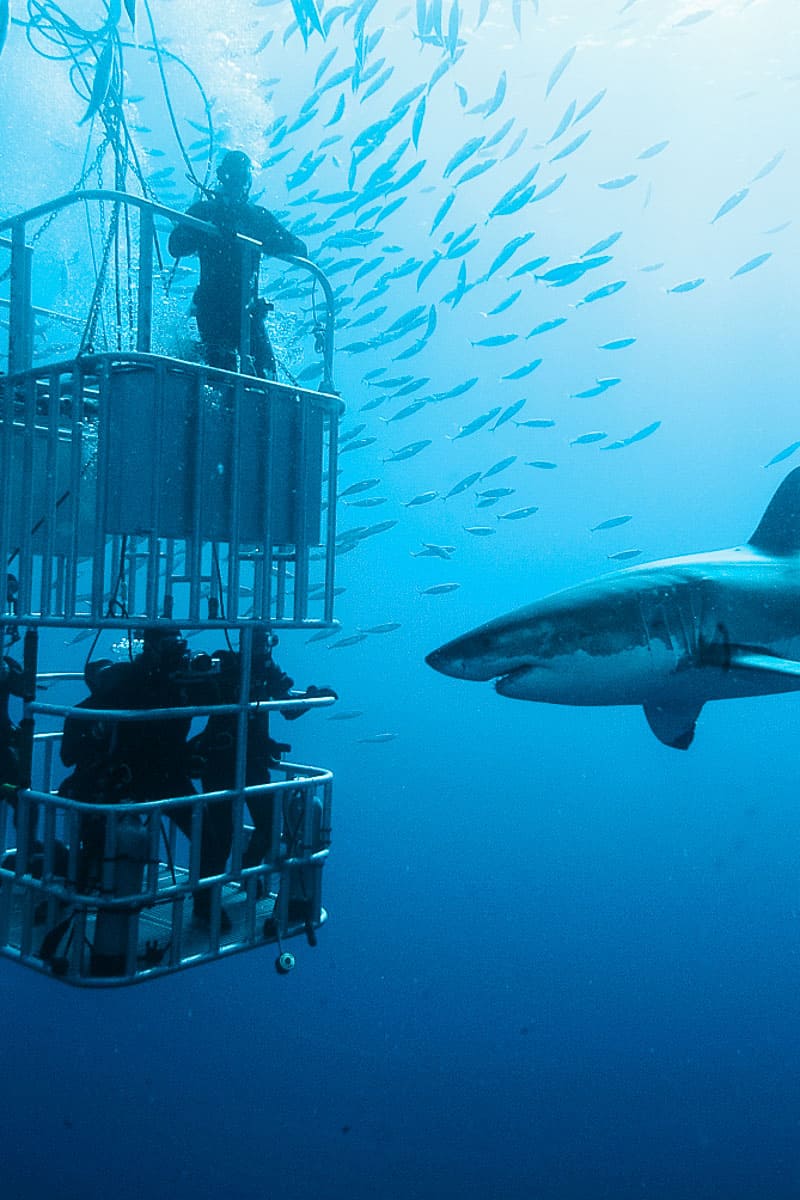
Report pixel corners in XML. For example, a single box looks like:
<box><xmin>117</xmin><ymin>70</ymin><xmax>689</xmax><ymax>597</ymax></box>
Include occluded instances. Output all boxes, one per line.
<box><xmin>140</xmin><ymin>0</ymin><xmax>215</xmax><ymax>190</ymax></box>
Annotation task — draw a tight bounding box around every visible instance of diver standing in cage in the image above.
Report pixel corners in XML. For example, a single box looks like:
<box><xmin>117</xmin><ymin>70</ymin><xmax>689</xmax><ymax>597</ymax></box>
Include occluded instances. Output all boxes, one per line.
<box><xmin>167</xmin><ymin>150</ymin><xmax>309</xmax><ymax>379</ymax></box>
<box><xmin>58</xmin><ymin>628</ymin><xmax>233</xmax><ymax>927</ymax></box>
<box><xmin>189</xmin><ymin>634</ymin><xmax>336</xmax><ymax>888</ymax></box>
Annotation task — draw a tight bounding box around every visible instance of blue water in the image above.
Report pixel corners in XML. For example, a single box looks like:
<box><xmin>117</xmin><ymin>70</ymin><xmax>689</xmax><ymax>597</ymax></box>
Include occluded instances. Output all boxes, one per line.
<box><xmin>2</xmin><ymin>2</ymin><xmax>800</xmax><ymax>1197</ymax></box>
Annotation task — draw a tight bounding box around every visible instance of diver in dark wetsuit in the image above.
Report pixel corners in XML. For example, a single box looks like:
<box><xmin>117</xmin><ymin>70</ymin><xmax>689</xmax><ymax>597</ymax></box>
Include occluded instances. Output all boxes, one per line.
<box><xmin>58</xmin><ymin>628</ymin><xmax>230</xmax><ymax>925</ymax></box>
<box><xmin>189</xmin><ymin>635</ymin><xmax>335</xmax><ymax>879</ymax></box>
<box><xmin>167</xmin><ymin>150</ymin><xmax>309</xmax><ymax>378</ymax></box>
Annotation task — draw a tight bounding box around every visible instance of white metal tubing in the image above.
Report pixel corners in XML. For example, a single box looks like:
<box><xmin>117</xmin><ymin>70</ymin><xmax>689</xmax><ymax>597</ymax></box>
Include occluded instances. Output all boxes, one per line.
<box><xmin>9</xmin><ymin>226</ymin><xmax>32</xmax><ymax>374</ymax></box>
<box><xmin>293</xmin><ymin>393</ymin><xmax>310</xmax><ymax>623</ymax></box>
<box><xmin>17</xmin><ymin>377</ymin><xmax>36</xmax><ymax>616</ymax></box>
<box><xmin>188</xmin><ymin>369</ymin><xmax>206</xmax><ymax>623</ymax></box>
<box><xmin>0</xmin><ymin>388</ymin><xmax>13</xmax><ymax>618</ymax></box>
<box><xmin>137</xmin><ymin>206</ymin><xmax>154</xmax><ymax>353</ymax></box>
<box><xmin>91</xmin><ymin>363</ymin><xmax>111</xmax><ymax>619</ymax></box>
<box><xmin>323</xmin><ymin>414</ymin><xmax>338</xmax><ymax>625</ymax></box>
<box><xmin>64</xmin><ymin>376</ymin><xmax>84</xmax><ymax>619</ymax></box>
<box><xmin>146</xmin><ymin>362</ymin><xmax>166</xmax><ymax>618</ymax></box>
<box><xmin>38</xmin><ymin>373</ymin><xmax>58</xmax><ymax>611</ymax></box>
<box><xmin>31</xmin><ymin>692</ymin><xmax>335</xmax><ymax>721</ymax></box>
<box><xmin>258</xmin><ymin>384</ymin><xmax>276</xmax><ymax>622</ymax></box>
<box><xmin>227</xmin><ymin>375</ymin><xmax>244</xmax><ymax>619</ymax></box>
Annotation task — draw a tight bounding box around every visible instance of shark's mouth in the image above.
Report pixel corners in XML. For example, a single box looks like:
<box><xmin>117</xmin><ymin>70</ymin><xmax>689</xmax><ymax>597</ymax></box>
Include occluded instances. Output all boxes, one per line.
<box><xmin>494</xmin><ymin>664</ymin><xmax>536</xmax><ymax>695</ymax></box>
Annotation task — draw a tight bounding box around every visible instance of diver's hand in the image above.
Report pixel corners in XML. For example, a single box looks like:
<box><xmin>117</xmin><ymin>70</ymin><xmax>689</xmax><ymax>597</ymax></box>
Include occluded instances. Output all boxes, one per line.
<box><xmin>303</xmin><ymin>684</ymin><xmax>338</xmax><ymax>701</ymax></box>
<box><xmin>281</xmin><ymin>684</ymin><xmax>337</xmax><ymax>721</ymax></box>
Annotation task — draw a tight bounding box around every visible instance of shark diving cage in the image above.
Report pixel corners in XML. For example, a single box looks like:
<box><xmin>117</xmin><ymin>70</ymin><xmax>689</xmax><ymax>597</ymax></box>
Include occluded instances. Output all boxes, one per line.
<box><xmin>0</xmin><ymin>191</ymin><xmax>344</xmax><ymax>985</ymax></box>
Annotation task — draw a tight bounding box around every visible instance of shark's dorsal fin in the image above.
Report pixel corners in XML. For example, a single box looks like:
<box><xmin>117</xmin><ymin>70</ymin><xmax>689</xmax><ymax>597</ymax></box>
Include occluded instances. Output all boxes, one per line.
<box><xmin>643</xmin><ymin>701</ymin><xmax>703</xmax><ymax>750</ymax></box>
<box><xmin>748</xmin><ymin>466</ymin><xmax>800</xmax><ymax>555</ymax></box>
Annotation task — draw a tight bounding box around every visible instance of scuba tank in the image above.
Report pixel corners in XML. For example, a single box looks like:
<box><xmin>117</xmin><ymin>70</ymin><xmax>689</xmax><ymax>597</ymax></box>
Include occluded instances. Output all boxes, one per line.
<box><xmin>89</xmin><ymin>812</ymin><xmax>149</xmax><ymax>978</ymax></box>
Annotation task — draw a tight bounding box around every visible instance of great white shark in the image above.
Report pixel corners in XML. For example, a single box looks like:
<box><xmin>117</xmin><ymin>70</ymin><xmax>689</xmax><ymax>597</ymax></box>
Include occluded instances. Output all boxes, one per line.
<box><xmin>425</xmin><ymin>467</ymin><xmax>800</xmax><ymax>749</ymax></box>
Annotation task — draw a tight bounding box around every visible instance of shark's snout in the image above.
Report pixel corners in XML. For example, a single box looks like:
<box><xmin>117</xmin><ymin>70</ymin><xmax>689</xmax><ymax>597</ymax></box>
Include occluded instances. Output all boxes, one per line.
<box><xmin>424</xmin><ymin>643</ymin><xmax>484</xmax><ymax>680</ymax></box>
<box><xmin>424</xmin><ymin>646</ymin><xmax>449</xmax><ymax>674</ymax></box>
<box><xmin>425</xmin><ymin>629</ymin><xmax>525</xmax><ymax>683</ymax></box>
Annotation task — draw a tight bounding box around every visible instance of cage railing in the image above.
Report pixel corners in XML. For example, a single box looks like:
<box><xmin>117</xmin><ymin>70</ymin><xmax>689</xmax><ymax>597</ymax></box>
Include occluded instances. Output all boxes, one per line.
<box><xmin>0</xmin><ymin>190</ymin><xmax>338</xmax><ymax>393</ymax></box>
<box><xmin>0</xmin><ymin>351</ymin><xmax>342</xmax><ymax>626</ymax></box>
<box><xmin>0</xmin><ymin>722</ymin><xmax>333</xmax><ymax>986</ymax></box>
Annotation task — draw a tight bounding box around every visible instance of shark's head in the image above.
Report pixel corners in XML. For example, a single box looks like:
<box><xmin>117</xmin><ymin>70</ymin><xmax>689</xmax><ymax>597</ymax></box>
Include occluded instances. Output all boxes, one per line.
<box><xmin>425</xmin><ymin>586</ymin><xmax>666</xmax><ymax>705</ymax></box>
<box><xmin>425</xmin><ymin>621</ymin><xmax>531</xmax><ymax>686</ymax></box>
<box><xmin>425</xmin><ymin>605</ymin><xmax>568</xmax><ymax>699</ymax></box>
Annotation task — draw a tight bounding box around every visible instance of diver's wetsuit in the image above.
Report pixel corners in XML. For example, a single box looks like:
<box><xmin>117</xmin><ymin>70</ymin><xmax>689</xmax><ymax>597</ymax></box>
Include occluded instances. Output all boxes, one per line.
<box><xmin>168</xmin><ymin>197</ymin><xmax>308</xmax><ymax>377</ymax></box>
<box><xmin>59</xmin><ymin>656</ymin><xmax>228</xmax><ymax>894</ymax></box>
<box><xmin>189</xmin><ymin>651</ymin><xmax>298</xmax><ymax>870</ymax></box>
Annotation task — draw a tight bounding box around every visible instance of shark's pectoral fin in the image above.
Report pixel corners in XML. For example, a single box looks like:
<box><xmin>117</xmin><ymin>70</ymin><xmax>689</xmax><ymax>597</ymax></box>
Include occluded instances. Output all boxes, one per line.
<box><xmin>643</xmin><ymin>701</ymin><xmax>703</xmax><ymax>750</ymax></box>
<box><xmin>726</xmin><ymin>649</ymin><xmax>800</xmax><ymax>679</ymax></box>
<box><xmin>700</xmin><ymin>635</ymin><xmax>800</xmax><ymax>679</ymax></box>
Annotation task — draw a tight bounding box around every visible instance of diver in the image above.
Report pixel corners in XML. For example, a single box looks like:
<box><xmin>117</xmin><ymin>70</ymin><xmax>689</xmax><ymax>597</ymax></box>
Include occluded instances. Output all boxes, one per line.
<box><xmin>167</xmin><ymin>149</ymin><xmax>309</xmax><ymax>378</ymax></box>
<box><xmin>58</xmin><ymin>627</ymin><xmax>231</xmax><ymax>927</ymax></box>
<box><xmin>188</xmin><ymin>634</ymin><xmax>336</xmax><ymax>912</ymax></box>
<box><xmin>0</xmin><ymin>653</ymin><xmax>30</xmax><ymax>871</ymax></box>
<box><xmin>0</xmin><ymin>653</ymin><xmax>24</xmax><ymax>811</ymax></box>
<box><xmin>0</xmin><ymin>651</ymin><xmax>70</xmax><ymax>884</ymax></box>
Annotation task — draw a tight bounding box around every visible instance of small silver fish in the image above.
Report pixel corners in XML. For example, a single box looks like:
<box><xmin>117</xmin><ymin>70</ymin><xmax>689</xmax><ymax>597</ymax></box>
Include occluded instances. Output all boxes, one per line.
<box><xmin>668</xmin><ymin>278</ymin><xmax>704</xmax><ymax>294</ymax></box>
<box><xmin>545</xmin><ymin>45</ymin><xmax>576</xmax><ymax>98</ymax></box>
<box><xmin>624</xmin><ymin>421</ymin><xmax>661</xmax><ymax>445</ymax></box>
<box><xmin>571</xmin><ymin>377</ymin><xmax>621</xmax><ymax>397</ymax></box>
<box><xmin>711</xmin><ymin>188</ymin><xmax>749</xmax><ymax>223</ymax></box>
<box><xmin>476</xmin><ymin>487</ymin><xmax>515</xmax><ymax>499</ymax></box>
<box><xmin>470</xmin><ymin>335</ymin><xmax>518</xmax><ymax>349</ymax></box>
<box><xmin>383</xmin><ymin>440</ymin><xmax>432</xmax><ymax>462</ymax></box>
<box><xmin>306</xmin><ymin>628</ymin><xmax>340</xmax><ymax>643</ymax></box>
<box><xmin>591</xmin><ymin>515</ymin><xmax>633</xmax><ymax>532</ymax></box>
<box><xmin>491</xmin><ymin>399</ymin><xmax>527</xmax><ymax>430</ymax></box>
<box><xmin>341</xmin><ymin>437</ymin><xmax>378</xmax><ymax>454</ymax></box>
<box><xmin>338</xmin><ymin>478</ymin><xmax>380</xmax><ymax>498</ymax></box>
<box><xmin>575</xmin><ymin>281</ymin><xmax>626</xmax><ymax>306</ymax></box>
<box><xmin>598</xmin><ymin>174</ymin><xmax>637</xmax><ymax>190</ymax></box>
<box><xmin>481</xmin><ymin>456</ymin><xmax>517</xmax><ymax>479</ymax></box>
<box><xmin>0</xmin><ymin>0</ymin><xmax>10</xmax><ymax>55</ymax></box>
<box><xmin>402</xmin><ymin>491</ymin><xmax>440</xmax><ymax>507</ymax></box>
<box><xmin>449</xmin><ymin>408</ymin><xmax>502</xmax><ymax>440</ymax></box>
<box><xmin>419</xmin><ymin>582</ymin><xmax>461</xmax><ymax>595</ymax></box>
<box><xmin>65</xmin><ymin>628</ymin><xmax>97</xmax><ymax>646</ymax></box>
<box><xmin>497</xmin><ymin>505</ymin><xmax>539</xmax><ymax>520</ymax></box>
<box><xmin>80</xmin><ymin>38</ymin><xmax>116</xmax><ymax>125</ymax></box>
<box><xmin>329</xmin><ymin>634</ymin><xmax>368</xmax><ymax>649</ymax></box>
<box><xmin>764</xmin><ymin>442</ymin><xmax>800</xmax><ymax>468</ymax></box>
<box><xmin>411</xmin><ymin>544</ymin><xmax>455</xmax><ymax>559</ymax></box>
<box><xmin>446</xmin><ymin>472</ymin><xmax>482</xmax><ymax>498</ymax></box>
<box><xmin>570</xmin><ymin>432</ymin><xmax>608</xmax><ymax>446</ymax></box>
<box><xmin>637</xmin><ymin>140</ymin><xmax>669</xmax><ymax>159</ymax></box>
<box><xmin>731</xmin><ymin>253</ymin><xmax>772</xmax><ymax>279</ymax></box>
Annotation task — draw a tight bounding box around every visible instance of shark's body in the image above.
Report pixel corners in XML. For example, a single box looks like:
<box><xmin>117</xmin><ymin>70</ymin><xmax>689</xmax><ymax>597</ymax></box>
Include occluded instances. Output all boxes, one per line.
<box><xmin>425</xmin><ymin>467</ymin><xmax>800</xmax><ymax>748</ymax></box>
